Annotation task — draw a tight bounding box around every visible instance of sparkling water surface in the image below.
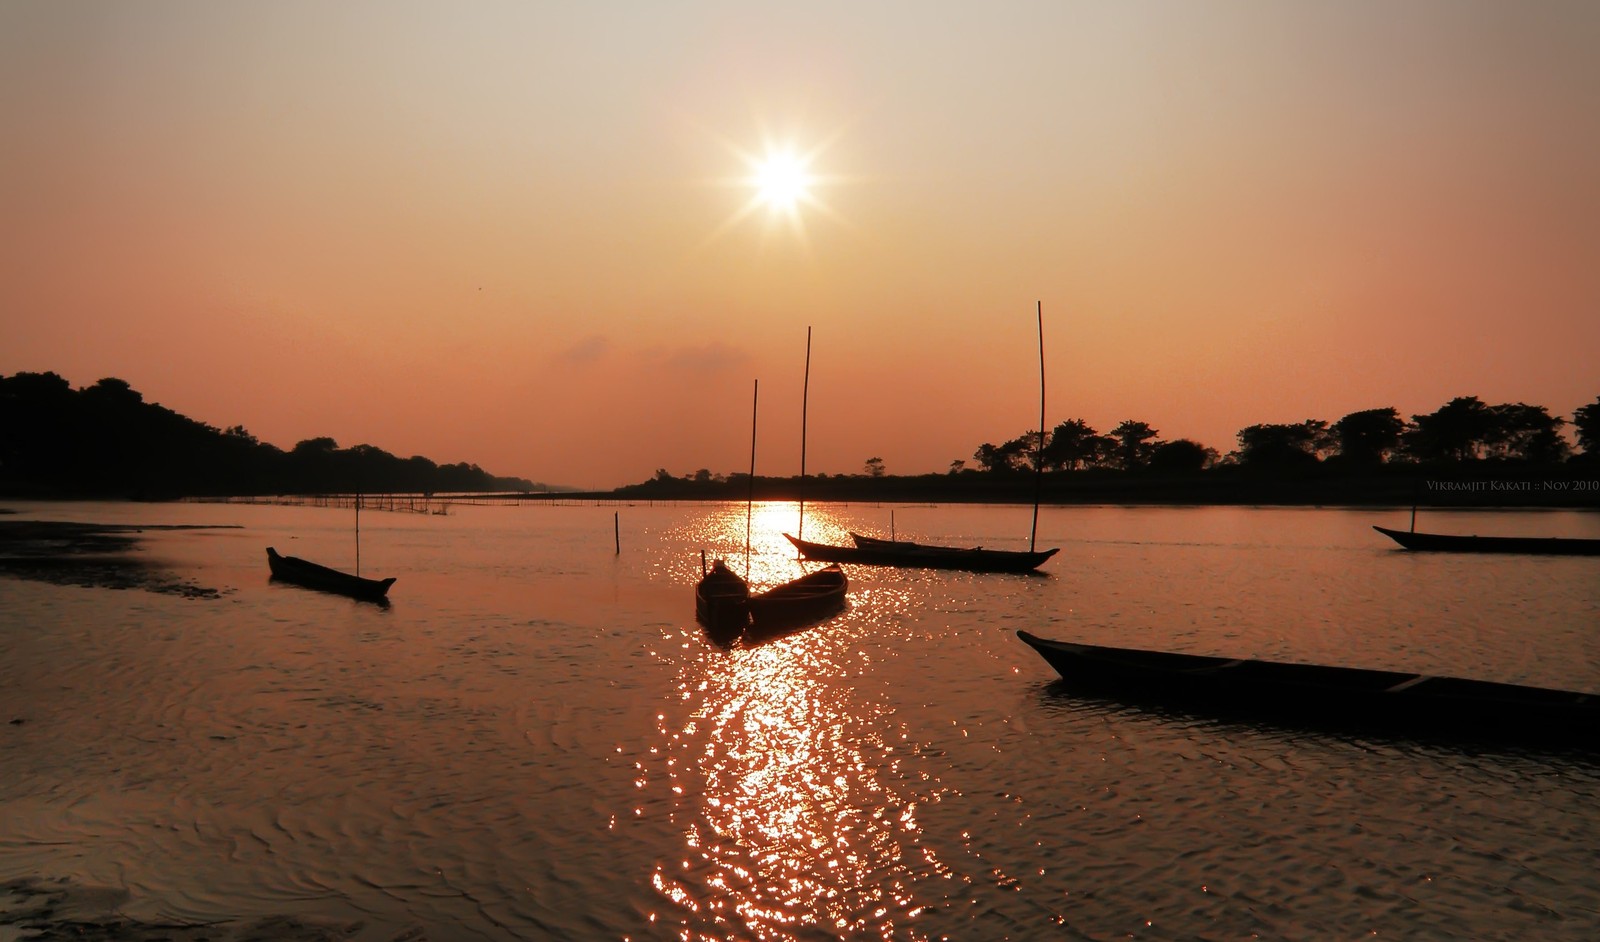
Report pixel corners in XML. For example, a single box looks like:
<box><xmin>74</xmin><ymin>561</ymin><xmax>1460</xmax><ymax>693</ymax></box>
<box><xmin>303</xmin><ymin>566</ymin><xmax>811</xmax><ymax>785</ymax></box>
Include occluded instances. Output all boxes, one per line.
<box><xmin>2</xmin><ymin>500</ymin><xmax>1598</xmax><ymax>941</ymax></box>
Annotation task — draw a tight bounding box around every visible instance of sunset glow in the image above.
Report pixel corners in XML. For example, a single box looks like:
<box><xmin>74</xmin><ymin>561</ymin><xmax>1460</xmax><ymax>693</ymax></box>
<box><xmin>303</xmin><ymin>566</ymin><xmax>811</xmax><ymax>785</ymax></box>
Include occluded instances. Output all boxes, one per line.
<box><xmin>2</xmin><ymin>2</ymin><xmax>1596</xmax><ymax>488</ymax></box>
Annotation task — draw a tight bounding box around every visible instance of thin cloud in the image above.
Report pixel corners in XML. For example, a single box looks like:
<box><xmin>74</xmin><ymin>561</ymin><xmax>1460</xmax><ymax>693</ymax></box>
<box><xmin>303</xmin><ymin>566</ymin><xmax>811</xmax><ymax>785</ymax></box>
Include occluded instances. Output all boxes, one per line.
<box><xmin>651</xmin><ymin>341</ymin><xmax>751</xmax><ymax>375</ymax></box>
<box><xmin>552</xmin><ymin>335</ymin><xmax>612</xmax><ymax>366</ymax></box>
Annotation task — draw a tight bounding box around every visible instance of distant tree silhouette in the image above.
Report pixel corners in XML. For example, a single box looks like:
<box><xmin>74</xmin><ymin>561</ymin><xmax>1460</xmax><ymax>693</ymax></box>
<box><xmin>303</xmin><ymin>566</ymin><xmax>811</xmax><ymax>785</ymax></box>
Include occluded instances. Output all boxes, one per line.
<box><xmin>1404</xmin><ymin>396</ymin><xmax>1493</xmax><ymax>462</ymax></box>
<box><xmin>1148</xmin><ymin>439</ymin><xmax>1214</xmax><ymax>473</ymax></box>
<box><xmin>1483</xmin><ymin>403</ymin><xmax>1568</xmax><ymax>463</ymax></box>
<box><xmin>1331</xmin><ymin>407</ymin><xmax>1404</xmax><ymax>466</ymax></box>
<box><xmin>864</xmin><ymin>457</ymin><xmax>886</xmax><ymax>478</ymax></box>
<box><xmin>1010</xmin><ymin>431</ymin><xmax>1048</xmax><ymax>471</ymax></box>
<box><xmin>1234</xmin><ymin>421</ymin><xmax>1328</xmax><ymax>470</ymax></box>
<box><xmin>0</xmin><ymin>372</ymin><xmax>535</xmax><ymax>497</ymax></box>
<box><xmin>1041</xmin><ymin>418</ymin><xmax>1108</xmax><ymax>470</ymax></box>
<box><xmin>1108</xmin><ymin>420</ymin><xmax>1160</xmax><ymax>471</ymax></box>
<box><xmin>972</xmin><ymin>442</ymin><xmax>1008</xmax><ymax>472</ymax></box>
<box><xmin>974</xmin><ymin>434</ymin><xmax>1039</xmax><ymax>472</ymax></box>
<box><xmin>1402</xmin><ymin>396</ymin><xmax>1573</xmax><ymax>465</ymax></box>
<box><xmin>1574</xmin><ymin>396</ymin><xmax>1600</xmax><ymax>455</ymax></box>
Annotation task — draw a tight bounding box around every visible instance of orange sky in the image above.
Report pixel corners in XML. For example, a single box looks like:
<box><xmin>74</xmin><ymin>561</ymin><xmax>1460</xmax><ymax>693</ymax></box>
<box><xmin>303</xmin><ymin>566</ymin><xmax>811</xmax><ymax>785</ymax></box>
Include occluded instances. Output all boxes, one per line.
<box><xmin>4</xmin><ymin>2</ymin><xmax>1597</xmax><ymax>488</ymax></box>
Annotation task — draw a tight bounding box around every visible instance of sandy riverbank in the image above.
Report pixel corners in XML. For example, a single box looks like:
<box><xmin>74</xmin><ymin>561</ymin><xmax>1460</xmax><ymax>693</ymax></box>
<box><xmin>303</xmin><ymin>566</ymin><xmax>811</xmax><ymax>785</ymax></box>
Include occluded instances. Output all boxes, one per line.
<box><xmin>0</xmin><ymin>519</ymin><xmax>229</xmax><ymax>599</ymax></box>
<box><xmin>0</xmin><ymin>876</ymin><xmax>381</xmax><ymax>942</ymax></box>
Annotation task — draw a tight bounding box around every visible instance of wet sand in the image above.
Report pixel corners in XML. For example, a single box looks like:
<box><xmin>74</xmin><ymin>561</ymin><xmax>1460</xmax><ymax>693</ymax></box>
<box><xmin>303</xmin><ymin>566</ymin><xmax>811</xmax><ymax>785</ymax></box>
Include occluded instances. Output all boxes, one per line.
<box><xmin>0</xmin><ymin>876</ymin><xmax>382</xmax><ymax>941</ymax></box>
<box><xmin>0</xmin><ymin>519</ymin><xmax>229</xmax><ymax>599</ymax></box>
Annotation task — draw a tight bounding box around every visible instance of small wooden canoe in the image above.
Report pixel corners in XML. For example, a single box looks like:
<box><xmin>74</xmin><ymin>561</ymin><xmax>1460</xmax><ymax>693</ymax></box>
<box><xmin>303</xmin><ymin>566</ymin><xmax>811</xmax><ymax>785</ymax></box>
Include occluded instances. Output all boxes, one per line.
<box><xmin>695</xmin><ymin>559</ymin><xmax>752</xmax><ymax>642</ymax></box>
<box><xmin>266</xmin><ymin>547</ymin><xmax>396</xmax><ymax>602</ymax></box>
<box><xmin>1373</xmin><ymin>525</ymin><xmax>1600</xmax><ymax>556</ymax></box>
<box><xmin>1017</xmin><ymin>629</ymin><xmax>1600</xmax><ymax>744</ymax></box>
<box><xmin>746</xmin><ymin>564</ymin><xmax>847</xmax><ymax>636</ymax></box>
<box><xmin>695</xmin><ymin>560</ymin><xmax>848</xmax><ymax>645</ymax></box>
<box><xmin>787</xmin><ymin>532</ymin><xmax>1057</xmax><ymax>573</ymax></box>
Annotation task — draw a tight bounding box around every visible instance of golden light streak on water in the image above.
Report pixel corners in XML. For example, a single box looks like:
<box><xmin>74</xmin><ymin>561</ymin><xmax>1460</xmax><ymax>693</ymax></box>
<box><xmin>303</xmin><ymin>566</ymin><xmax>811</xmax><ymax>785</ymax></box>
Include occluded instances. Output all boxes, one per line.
<box><xmin>653</xmin><ymin>637</ymin><xmax>942</xmax><ymax>941</ymax></box>
<box><xmin>677</xmin><ymin>500</ymin><xmax>857</xmax><ymax>593</ymax></box>
<box><xmin>651</xmin><ymin>503</ymin><xmax>944</xmax><ymax>939</ymax></box>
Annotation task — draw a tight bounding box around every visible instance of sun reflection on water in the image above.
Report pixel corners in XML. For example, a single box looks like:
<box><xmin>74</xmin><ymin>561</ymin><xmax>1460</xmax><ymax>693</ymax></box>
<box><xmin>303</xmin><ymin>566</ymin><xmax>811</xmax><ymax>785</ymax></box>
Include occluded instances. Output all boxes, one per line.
<box><xmin>648</xmin><ymin>503</ymin><xmax>950</xmax><ymax>939</ymax></box>
<box><xmin>653</xmin><ymin>638</ymin><xmax>946</xmax><ymax>940</ymax></box>
<box><xmin>673</xmin><ymin>501</ymin><xmax>858</xmax><ymax>593</ymax></box>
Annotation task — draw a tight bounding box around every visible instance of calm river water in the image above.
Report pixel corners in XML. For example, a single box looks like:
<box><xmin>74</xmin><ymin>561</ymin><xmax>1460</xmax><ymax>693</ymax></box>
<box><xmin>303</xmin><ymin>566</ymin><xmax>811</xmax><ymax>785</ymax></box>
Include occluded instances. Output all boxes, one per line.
<box><xmin>2</xmin><ymin>499</ymin><xmax>1599</xmax><ymax>941</ymax></box>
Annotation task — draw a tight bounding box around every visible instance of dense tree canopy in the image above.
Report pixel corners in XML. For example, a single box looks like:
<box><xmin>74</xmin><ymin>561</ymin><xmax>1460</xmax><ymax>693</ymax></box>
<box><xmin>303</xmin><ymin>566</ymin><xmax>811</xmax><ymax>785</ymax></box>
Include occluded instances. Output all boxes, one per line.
<box><xmin>953</xmin><ymin>394</ymin><xmax>1595</xmax><ymax>481</ymax></box>
<box><xmin>0</xmin><ymin>372</ymin><xmax>537</xmax><ymax>497</ymax></box>
<box><xmin>1575</xmin><ymin>397</ymin><xmax>1600</xmax><ymax>456</ymax></box>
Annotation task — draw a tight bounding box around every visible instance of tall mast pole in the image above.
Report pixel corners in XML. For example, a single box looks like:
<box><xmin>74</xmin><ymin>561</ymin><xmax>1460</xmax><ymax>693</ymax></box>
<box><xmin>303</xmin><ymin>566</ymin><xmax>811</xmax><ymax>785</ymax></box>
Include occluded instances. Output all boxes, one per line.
<box><xmin>798</xmin><ymin>326</ymin><xmax>812</xmax><ymax>544</ymax></box>
<box><xmin>747</xmin><ymin>379</ymin><xmax>758</xmax><ymax>575</ymax></box>
<box><xmin>1031</xmin><ymin>301</ymin><xmax>1045</xmax><ymax>552</ymax></box>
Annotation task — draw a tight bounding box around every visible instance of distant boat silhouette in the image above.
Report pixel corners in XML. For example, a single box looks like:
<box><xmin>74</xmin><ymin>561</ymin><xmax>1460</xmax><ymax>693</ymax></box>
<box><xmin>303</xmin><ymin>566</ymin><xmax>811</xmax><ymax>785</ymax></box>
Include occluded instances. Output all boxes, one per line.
<box><xmin>788</xmin><ymin>303</ymin><xmax>1059</xmax><ymax>572</ymax></box>
<box><xmin>786</xmin><ymin>532</ymin><xmax>1058</xmax><ymax>573</ymax></box>
<box><xmin>1372</xmin><ymin>525</ymin><xmax>1600</xmax><ymax>556</ymax></box>
<box><xmin>266</xmin><ymin>547</ymin><xmax>396</xmax><ymax>602</ymax></box>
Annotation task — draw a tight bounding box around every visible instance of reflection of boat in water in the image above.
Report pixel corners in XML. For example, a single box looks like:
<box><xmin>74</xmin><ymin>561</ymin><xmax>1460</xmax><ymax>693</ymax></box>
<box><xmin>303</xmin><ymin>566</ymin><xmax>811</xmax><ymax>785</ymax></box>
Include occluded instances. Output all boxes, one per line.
<box><xmin>266</xmin><ymin>547</ymin><xmax>395</xmax><ymax>602</ymax></box>
<box><xmin>786</xmin><ymin>532</ymin><xmax>1058</xmax><ymax>573</ymax></box>
<box><xmin>1373</xmin><ymin>525</ymin><xmax>1600</xmax><ymax>556</ymax></box>
<box><xmin>1017</xmin><ymin>629</ymin><xmax>1600</xmax><ymax>743</ymax></box>
<box><xmin>695</xmin><ymin>559</ymin><xmax>848</xmax><ymax>645</ymax></box>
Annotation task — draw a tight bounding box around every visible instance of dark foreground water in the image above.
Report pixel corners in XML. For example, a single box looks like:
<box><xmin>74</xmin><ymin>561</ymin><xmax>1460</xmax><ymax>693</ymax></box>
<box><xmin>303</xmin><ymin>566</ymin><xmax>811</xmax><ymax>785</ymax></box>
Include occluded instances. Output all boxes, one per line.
<box><xmin>1</xmin><ymin>500</ymin><xmax>1598</xmax><ymax>941</ymax></box>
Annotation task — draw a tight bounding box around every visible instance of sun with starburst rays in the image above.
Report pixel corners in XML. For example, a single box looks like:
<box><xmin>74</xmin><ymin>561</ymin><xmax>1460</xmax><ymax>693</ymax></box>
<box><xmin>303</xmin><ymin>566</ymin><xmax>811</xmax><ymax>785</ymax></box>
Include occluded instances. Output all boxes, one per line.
<box><xmin>699</xmin><ymin>129</ymin><xmax>847</xmax><ymax>250</ymax></box>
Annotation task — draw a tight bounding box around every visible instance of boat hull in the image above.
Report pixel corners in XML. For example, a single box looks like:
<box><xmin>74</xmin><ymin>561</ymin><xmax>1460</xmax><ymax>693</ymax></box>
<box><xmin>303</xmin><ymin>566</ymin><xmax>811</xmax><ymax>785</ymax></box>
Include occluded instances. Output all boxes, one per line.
<box><xmin>787</xmin><ymin>533</ymin><xmax>1057</xmax><ymax>573</ymax></box>
<box><xmin>1017</xmin><ymin>629</ymin><xmax>1600</xmax><ymax>744</ymax></box>
<box><xmin>1373</xmin><ymin>525</ymin><xmax>1600</xmax><ymax>556</ymax></box>
<box><xmin>695</xmin><ymin>561</ymin><xmax>847</xmax><ymax>645</ymax></box>
<box><xmin>266</xmin><ymin>547</ymin><xmax>396</xmax><ymax>602</ymax></box>
<box><xmin>746</xmin><ymin>564</ymin><xmax>848</xmax><ymax>636</ymax></box>
<box><xmin>695</xmin><ymin>561</ymin><xmax>752</xmax><ymax>643</ymax></box>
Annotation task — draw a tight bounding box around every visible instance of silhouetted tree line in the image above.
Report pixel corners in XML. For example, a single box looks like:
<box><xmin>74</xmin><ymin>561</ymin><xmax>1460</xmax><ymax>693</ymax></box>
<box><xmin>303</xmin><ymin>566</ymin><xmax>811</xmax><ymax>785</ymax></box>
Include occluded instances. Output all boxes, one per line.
<box><xmin>0</xmin><ymin>372</ymin><xmax>537</xmax><ymax>498</ymax></box>
<box><xmin>618</xmin><ymin>394</ymin><xmax>1599</xmax><ymax>505</ymax></box>
<box><xmin>972</xmin><ymin>396</ymin><xmax>1598</xmax><ymax>474</ymax></box>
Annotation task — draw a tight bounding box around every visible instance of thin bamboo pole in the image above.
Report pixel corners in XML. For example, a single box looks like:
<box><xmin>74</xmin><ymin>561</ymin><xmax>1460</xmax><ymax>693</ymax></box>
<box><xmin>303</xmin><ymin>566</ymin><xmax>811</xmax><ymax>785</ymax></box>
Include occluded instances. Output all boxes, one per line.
<box><xmin>747</xmin><ymin>379</ymin><xmax>758</xmax><ymax>576</ymax></box>
<box><xmin>799</xmin><ymin>326</ymin><xmax>812</xmax><ymax>545</ymax></box>
<box><xmin>1031</xmin><ymin>301</ymin><xmax>1045</xmax><ymax>552</ymax></box>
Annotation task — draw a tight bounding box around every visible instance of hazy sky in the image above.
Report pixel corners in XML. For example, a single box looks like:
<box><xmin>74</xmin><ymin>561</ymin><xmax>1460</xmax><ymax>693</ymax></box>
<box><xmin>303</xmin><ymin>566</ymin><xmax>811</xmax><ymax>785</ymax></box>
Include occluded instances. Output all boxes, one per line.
<box><xmin>5</xmin><ymin>1</ymin><xmax>1597</xmax><ymax>488</ymax></box>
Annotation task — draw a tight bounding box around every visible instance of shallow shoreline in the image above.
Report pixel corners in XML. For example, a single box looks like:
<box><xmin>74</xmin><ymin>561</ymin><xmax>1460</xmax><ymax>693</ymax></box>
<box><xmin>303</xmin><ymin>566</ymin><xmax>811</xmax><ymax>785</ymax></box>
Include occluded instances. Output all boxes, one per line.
<box><xmin>0</xmin><ymin>876</ymin><xmax>368</xmax><ymax>942</ymax></box>
<box><xmin>0</xmin><ymin>520</ymin><xmax>232</xmax><ymax>599</ymax></box>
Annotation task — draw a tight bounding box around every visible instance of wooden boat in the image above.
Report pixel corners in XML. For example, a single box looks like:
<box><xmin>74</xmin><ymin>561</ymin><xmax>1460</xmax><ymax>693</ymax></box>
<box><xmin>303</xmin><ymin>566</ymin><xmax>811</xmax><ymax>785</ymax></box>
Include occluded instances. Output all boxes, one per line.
<box><xmin>1373</xmin><ymin>525</ymin><xmax>1600</xmax><ymax>556</ymax></box>
<box><xmin>1016</xmin><ymin>629</ymin><xmax>1600</xmax><ymax>743</ymax></box>
<box><xmin>695</xmin><ymin>560</ymin><xmax>848</xmax><ymax>645</ymax></box>
<box><xmin>747</xmin><ymin>564</ymin><xmax>847</xmax><ymax>635</ymax></box>
<box><xmin>786</xmin><ymin>532</ymin><xmax>1058</xmax><ymax>573</ymax></box>
<box><xmin>695</xmin><ymin>559</ymin><xmax>752</xmax><ymax>642</ymax></box>
<box><xmin>266</xmin><ymin>547</ymin><xmax>396</xmax><ymax>602</ymax></box>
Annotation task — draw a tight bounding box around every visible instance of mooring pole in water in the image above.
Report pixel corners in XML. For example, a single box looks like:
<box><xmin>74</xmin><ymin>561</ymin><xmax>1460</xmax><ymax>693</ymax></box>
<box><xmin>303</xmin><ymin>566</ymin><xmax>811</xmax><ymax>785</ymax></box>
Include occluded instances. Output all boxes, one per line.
<box><xmin>614</xmin><ymin>511</ymin><xmax>620</xmax><ymax>554</ymax></box>
<box><xmin>798</xmin><ymin>326</ymin><xmax>812</xmax><ymax>546</ymax></box>
<box><xmin>1030</xmin><ymin>301</ymin><xmax>1045</xmax><ymax>553</ymax></box>
<box><xmin>747</xmin><ymin>378</ymin><xmax>758</xmax><ymax>576</ymax></box>
<box><xmin>355</xmin><ymin>492</ymin><xmax>362</xmax><ymax>577</ymax></box>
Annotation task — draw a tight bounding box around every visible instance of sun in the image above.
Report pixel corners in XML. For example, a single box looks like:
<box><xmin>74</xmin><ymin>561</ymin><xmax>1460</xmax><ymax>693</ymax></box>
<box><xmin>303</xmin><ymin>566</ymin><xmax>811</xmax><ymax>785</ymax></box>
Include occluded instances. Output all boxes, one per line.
<box><xmin>696</xmin><ymin>128</ymin><xmax>848</xmax><ymax>251</ymax></box>
<box><xmin>752</xmin><ymin>151</ymin><xmax>813</xmax><ymax>210</ymax></box>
